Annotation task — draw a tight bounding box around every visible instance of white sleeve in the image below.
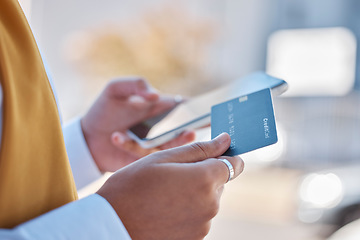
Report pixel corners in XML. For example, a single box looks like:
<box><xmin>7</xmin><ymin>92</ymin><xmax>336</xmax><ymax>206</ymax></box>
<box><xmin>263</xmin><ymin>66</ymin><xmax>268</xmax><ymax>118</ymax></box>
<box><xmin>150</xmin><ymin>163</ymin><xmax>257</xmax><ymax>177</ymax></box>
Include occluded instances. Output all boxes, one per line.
<box><xmin>62</xmin><ymin>117</ymin><xmax>102</xmax><ymax>190</ymax></box>
<box><xmin>0</xmin><ymin>194</ymin><xmax>132</xmax><ymax>240</ymax></box>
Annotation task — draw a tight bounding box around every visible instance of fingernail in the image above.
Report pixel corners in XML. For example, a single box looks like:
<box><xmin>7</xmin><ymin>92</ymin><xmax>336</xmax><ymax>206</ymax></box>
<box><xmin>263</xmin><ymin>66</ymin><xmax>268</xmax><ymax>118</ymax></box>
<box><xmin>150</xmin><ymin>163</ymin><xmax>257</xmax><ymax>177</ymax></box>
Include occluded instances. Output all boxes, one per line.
<box><xmin>128</xmin><ymin>95</ymin><xmax>146</xmax><ymax>104</ymax></box>
<box><xmin>174</xmin><ymin>95</ymin><xmax>183</xmax><ymax>104</ymax></box>
<box><xmin>112</xmin><ymin>132</ymin><xmax>125</xmax><ymax>144</ymax></box>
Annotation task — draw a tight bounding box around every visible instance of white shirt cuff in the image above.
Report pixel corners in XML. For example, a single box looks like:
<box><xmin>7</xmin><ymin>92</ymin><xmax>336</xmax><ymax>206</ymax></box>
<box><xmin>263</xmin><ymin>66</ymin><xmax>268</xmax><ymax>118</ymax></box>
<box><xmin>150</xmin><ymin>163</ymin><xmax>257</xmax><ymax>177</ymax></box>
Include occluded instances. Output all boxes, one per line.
<box><xmin>63</xmin><ymin>117</ymin><xmax>102</xmax><ymax>190</ymax></box>
<box><xmin>13</xmin><ymin>194</ymin><xmax>131</xmax><ymax>240</ymax></box>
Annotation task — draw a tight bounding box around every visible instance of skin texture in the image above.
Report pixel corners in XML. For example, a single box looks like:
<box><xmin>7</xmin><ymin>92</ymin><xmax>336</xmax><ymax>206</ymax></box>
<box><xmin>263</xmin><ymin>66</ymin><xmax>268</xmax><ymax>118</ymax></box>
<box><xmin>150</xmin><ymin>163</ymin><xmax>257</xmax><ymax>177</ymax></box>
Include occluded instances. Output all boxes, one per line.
<box><xmin>97</xmin><ymin>133</ymin><xmax>244</xmax><ymax>240</ymax></box>
<box><xmin>81</xmin><ymin>77</ymin><xmax>196</xmax><ymax>172</ymax></box>
<box><xmin>82</xmin><ymin>77</ymin><xmax>244</xmax><ymax>239</ymax></box>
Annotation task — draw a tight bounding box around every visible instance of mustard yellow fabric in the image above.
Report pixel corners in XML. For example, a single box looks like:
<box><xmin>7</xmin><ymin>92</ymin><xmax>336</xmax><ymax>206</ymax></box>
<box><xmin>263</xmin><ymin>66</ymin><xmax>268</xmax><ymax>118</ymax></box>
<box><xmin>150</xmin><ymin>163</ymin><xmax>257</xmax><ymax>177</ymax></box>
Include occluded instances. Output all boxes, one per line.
<box><xmin>0</xmin><ymin>0</ymin><xmax>78</xmax><ymax>228</ymax></box>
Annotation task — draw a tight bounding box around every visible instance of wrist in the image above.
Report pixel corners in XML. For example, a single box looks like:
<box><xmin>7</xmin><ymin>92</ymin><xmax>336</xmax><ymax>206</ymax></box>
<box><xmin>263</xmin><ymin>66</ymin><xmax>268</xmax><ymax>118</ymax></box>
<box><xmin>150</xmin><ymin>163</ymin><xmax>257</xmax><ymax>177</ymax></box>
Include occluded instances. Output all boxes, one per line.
<box><xmin>80</xmin><ymin>117</ymin><xmax>104</xmax><ymax>172</ymax></box>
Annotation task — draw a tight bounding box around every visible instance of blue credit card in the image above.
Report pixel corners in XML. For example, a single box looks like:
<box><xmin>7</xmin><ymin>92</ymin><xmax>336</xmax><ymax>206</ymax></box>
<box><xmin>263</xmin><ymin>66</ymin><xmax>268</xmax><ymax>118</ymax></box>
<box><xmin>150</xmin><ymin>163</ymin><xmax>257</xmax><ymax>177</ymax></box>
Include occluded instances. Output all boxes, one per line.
<box><xmin>211</xmin><ymin>88</ymin><xmax>278</xmax><ymax>156</ymax></box>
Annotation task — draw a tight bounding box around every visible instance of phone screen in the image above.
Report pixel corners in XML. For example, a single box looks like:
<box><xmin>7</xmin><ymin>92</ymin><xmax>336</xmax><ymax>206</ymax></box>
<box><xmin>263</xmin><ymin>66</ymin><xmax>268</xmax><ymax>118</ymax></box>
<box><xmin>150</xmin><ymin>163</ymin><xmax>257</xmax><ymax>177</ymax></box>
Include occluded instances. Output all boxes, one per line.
<box><xmin>130</xmin><ymin>101</ymin><xmax>208</xmax><ymax>140</ymax></box>
<box><xmin>129</xmin><ymin>109</ymin><xmax>175</xmax><ymax>139</ymax></box>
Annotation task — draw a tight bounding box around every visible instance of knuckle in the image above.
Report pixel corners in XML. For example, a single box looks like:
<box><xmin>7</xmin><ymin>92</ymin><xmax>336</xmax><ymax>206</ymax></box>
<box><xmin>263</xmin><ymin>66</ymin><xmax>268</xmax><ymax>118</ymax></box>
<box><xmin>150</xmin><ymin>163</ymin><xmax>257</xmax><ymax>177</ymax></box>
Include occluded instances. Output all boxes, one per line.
<box><xmin>144</xmin><ymin>150</ymin><xmax>164</xmax><ymax>163</ymax></box>
<box><xmin>134</xmin><ymin>78</ymin><xmax>148</xmax><ymax>90</ymax></box>
<box><xmin>189</xmin><ymin>142</ymin><xmax>209</xmax><ymax>159</ymax></box>
<box><xmin>106</xmin><ymin>78</ymin><xmax>124</xmax><ymax>88</ymax></box>
<box><xmin>104</xmin><ymin>79</ymin><xmax>122</xmax><ymax>96</ymax></box>
<box><xmin>197</xmin><ymin>169</ymin><xmax>214</xmax><ymax>193</ymax></box>
<box><xmin>207</xmin><ymin>199</ymin><xmax>220</xmax><ymax>219</ymax></box>
<box><xmin>196</xmin><ymin>222</ymin><xmax>212</xmax><ymax>239</ymax></box>
<box><xmin>105</xmin><ymin>79</ymin><xmax>116</xmax><ymax>91</ymax></box>
<box><xmin>135</xmin><ymin>77</ymin><xmax>146</xmax><ymax>85</ymax></box>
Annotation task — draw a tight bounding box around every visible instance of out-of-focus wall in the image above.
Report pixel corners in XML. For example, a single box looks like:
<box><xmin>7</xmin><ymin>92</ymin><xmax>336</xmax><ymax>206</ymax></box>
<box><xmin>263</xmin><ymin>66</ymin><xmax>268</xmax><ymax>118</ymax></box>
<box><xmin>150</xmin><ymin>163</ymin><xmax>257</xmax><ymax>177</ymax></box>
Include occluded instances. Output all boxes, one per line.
<box><xmin>29</xmin><ymin>0</ymin><xmax>360</xmax><ymax>119</ymax></box>
<box><xmin>29</xmin><ymin>0</ymin><xmax>275</xmax><ymax>121</ymax></box>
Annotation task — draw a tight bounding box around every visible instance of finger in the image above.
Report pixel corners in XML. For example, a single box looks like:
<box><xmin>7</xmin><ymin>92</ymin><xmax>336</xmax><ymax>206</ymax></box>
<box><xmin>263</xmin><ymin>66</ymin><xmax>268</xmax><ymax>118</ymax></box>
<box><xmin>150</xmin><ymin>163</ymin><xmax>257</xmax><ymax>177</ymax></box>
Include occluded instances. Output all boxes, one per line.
<box><xmin>192</xmin><ymin>155</ymin><xmax>244</xmax><ymax>187</ymax></box>
<box><xmin>212</xmin><ymin>156</ymin><xmax>244</xmax><ymax>185</ymax></box>
<box><xmin>106</xmin><ymin>77</ymin><xmax>159</xmax><ymax>101</ymax></box>
<box><xmin>143</xmin><ymin>95</ymin><xmax>181</xmax><ymax>117</ymax></box>
<box><xmin>127</xmin><ymin>95</ymin><xmax>153</xmax><ymax>110</ymax></box>
<box><xmin>126</xmin><ymin>94</ymin><xmax>181</xmax><ymax>113</ymax></box>
<box><xmin>111</xmin><ymin>131</ymin><xmax>156</xmax><ymax>156</ymax></box>
<box><xmin>158</xmin><ymin>130</ymin><xmax>196</xmax><ymax>150</ymax></box>
<box><xmin>153</xmin><ymin>132</ymin><xmax>231</xmax><ymax>163</ymax></box>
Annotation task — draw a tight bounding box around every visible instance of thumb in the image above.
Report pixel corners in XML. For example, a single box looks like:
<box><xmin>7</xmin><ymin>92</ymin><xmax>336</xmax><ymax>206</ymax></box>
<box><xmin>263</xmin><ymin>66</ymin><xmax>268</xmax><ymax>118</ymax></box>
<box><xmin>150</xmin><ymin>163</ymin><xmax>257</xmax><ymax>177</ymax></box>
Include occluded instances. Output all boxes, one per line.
<box><xmin>153</xmin><ymin>133</ymin><xmax>231</xmax><ymax>164</ymax></box>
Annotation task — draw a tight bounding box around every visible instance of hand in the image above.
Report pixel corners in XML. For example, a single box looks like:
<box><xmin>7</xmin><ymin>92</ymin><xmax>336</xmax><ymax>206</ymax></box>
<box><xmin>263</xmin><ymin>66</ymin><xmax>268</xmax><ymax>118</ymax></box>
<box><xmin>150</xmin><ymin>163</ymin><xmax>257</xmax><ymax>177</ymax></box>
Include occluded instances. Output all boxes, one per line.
<box><xmin>81</xmin><ymin>77</ymin><xmax>195</xmax><ymax>172</ymax></box>
<box><xmin>97</xmin><ymin>133</ymin><xmax>244</xmax><ymax>240</ymax></box>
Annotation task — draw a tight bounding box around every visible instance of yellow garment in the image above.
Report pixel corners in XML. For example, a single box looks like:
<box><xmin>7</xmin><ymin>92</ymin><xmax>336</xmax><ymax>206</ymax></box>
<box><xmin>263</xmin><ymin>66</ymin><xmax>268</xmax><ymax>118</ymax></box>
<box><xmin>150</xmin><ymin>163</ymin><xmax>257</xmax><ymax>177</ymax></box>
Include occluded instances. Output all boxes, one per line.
<box><xmin>0</xmin><ymin>0</ymin><xmax>78</xmax><ymax>228</ymax></box>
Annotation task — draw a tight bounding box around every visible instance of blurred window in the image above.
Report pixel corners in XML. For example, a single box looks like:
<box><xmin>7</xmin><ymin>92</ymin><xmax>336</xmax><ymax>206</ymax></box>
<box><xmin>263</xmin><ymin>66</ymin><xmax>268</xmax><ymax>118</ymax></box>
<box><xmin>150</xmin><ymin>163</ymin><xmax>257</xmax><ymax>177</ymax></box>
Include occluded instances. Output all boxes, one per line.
<box><xmin>266</xmin><ymin>27</ymin><xmax>357</xmax><ymax>96</ymax></box>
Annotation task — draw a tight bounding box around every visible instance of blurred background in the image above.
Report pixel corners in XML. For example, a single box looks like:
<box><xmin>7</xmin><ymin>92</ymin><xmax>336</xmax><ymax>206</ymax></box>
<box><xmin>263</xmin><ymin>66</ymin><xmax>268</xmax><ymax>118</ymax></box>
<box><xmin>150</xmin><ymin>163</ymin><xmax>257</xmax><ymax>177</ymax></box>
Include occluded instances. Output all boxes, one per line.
<box><xmin>21</xmin><ymin>0</ymin><xmax>360</xmax><ymax>239</ymax></box>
